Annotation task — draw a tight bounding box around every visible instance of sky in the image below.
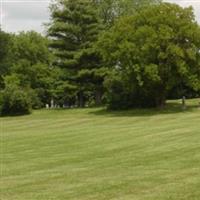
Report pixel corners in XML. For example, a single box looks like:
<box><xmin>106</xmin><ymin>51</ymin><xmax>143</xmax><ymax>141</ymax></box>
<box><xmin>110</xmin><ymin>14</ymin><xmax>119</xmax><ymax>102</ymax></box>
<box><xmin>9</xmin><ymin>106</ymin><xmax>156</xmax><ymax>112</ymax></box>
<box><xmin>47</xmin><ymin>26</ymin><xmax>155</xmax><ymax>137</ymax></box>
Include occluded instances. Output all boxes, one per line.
<box><xmin>0</xmin><ymin>0</ymin><xmax>200</xmax><ymax>33</ymax></box>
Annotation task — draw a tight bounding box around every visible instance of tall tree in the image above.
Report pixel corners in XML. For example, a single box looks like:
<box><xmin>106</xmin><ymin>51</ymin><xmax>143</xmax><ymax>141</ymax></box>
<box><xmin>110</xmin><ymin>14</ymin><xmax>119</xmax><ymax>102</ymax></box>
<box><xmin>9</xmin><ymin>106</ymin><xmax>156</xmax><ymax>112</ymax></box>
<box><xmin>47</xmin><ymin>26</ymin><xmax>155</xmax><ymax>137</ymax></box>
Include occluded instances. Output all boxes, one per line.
<box><xmin>48</xmin><ymin>0</ymin><xmax>103</xmax><ymax>107</ymax></box>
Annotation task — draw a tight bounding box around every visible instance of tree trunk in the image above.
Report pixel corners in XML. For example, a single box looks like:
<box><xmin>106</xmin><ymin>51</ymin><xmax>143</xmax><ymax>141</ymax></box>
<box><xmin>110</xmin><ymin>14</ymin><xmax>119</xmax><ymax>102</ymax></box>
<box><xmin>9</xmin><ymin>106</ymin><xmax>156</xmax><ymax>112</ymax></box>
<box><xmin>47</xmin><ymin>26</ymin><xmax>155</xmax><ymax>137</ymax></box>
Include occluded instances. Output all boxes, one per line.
<box><xmin>95</xmin><ymin>90</ymin><xmax>102</xmax><ymax>106</ymax></box>
<box><xmin>156</xmin><ymin>94</ymin><xmax>166</xmax><ymax>108</ymax></box>
<box><xmin>78</xmin><ymin>91</ymin><xmax>85</xmax><ymax>108</ymax></box>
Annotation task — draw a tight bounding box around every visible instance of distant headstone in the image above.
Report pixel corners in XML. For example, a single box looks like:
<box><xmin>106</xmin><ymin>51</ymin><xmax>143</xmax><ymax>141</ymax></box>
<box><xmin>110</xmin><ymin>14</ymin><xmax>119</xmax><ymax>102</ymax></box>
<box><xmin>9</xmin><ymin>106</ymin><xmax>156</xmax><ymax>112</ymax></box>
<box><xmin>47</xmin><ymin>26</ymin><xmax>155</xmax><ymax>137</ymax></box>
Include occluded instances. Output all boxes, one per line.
<box><xmin>51</xmin><ymin>99</ymin><xmax>54</xmax><ymax>109</ymax></box>
<box><xmin>46</xmin><ymin>104</ymin><xmax>49</xmax><ymax>109</ymax></box>
<box><xmin>63</xmin><ymin>104</ymin><xmax>69</xmax><ymax>108</ymax></box>
<box><xmin>182</xmin><ymin>96</ymin><xmax>186</xmax><ymax>110</ymax></box>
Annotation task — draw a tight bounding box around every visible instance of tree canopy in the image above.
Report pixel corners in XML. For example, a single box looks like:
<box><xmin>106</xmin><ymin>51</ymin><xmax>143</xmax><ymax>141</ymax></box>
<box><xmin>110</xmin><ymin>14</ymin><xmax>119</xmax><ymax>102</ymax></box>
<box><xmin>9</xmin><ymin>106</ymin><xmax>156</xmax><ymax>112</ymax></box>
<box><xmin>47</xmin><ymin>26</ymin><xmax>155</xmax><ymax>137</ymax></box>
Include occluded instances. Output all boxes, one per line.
<box><xmin>97</xmin><ymin>3</ymin><xmax>200</xmax><ymax>108</ymax></box>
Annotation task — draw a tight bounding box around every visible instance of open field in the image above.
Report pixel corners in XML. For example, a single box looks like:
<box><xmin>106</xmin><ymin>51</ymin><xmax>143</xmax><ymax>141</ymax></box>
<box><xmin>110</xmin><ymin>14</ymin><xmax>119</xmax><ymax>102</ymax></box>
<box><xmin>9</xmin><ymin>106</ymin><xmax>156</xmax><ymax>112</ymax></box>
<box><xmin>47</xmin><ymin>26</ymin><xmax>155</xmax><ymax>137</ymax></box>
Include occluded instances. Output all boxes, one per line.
<box><xmin>1</xmin><ymin>99</ymin><xmax>200</xmax><ymax>200</ymax></box>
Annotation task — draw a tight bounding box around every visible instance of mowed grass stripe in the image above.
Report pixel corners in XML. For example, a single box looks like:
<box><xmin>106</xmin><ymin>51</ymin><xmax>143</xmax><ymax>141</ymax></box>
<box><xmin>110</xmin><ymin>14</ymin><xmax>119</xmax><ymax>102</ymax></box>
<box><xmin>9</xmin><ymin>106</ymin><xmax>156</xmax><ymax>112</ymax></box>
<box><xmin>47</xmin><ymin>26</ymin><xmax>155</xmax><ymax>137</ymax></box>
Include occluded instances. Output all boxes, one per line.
<box><xmin>1</xmin><ymin>99</ymin><xmax>200</xmax><ymax>200</ymax></box>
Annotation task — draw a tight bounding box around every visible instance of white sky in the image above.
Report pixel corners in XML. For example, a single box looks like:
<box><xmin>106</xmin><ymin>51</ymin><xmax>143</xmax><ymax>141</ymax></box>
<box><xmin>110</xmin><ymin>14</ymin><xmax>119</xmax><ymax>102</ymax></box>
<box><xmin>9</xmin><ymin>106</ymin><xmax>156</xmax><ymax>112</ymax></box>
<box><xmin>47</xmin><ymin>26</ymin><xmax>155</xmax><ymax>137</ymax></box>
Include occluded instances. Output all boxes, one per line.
<box><xmin>0</xmin><ymin>0</ymin><xmax>200</xmax><ymax>33</ymax></box>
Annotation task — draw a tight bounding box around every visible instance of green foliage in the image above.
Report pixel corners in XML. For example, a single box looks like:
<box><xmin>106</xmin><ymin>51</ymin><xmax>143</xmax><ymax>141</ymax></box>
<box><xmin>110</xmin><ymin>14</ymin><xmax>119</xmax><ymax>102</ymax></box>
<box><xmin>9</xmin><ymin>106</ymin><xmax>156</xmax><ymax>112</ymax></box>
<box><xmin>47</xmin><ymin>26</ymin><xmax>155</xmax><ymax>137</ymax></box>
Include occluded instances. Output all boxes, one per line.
<box><xmin>53</xmin><ymin>81</ymin><xmax>77</xmax><ymax>107</ymax></box>
<box><xmin>9</xmin><ymin>31</ymin><xmax>55</xmax><ymax>108</ymax></box>
<box><xmin>0</xmin><ymin>76</ymin><xmax>32</xmax><ymax>116</ymax></box>
<box><xmin>104</xmin><ymin>72</ymin><xmax>130</xmax><ymax>109</ymax></box>
<box><xmin>1</xmin><ymin>1</ymin><xmax>199</xmax><ymax>111</ymax></box>
<box><xmin>11</xmin><ymin>60</ymin><xmax>54</xmax><ymax>106</ymax></box>
<box><xmin>98</xmin><ymin>3</ymin><xmax>200</xmax><ymax>108</ymax></box>
<box><xmin>97</xmin><ymin>0</ymin><xmax>161</xmax><ymax>26</ymax></box>
<box><xmin>49</xmin><ymin>0</ymin><xmax>101</xmax><ymax>69</ymax></box>
<box><xmin>12</xmin><ymin>31</ymin><xmax>52</xmax><ymax>65</ymax></box>
<box><xmin>104</xmin><ymin>70</ymin><xmax>156</xmax><ymax>109</ymax></box>
<box><xmin>0</xmin><ymin>87</ymin><xmax>32</xmax><ymax>116</ymax></box>
<box><xmin>48</xmin><ymin>0</ymin><xmax>105</xmax><ymax>107</ymax></box>
<box><xmin>48</xmin><ymin>0</ymin><xmax>162</xmax><ymax>108</ymax></box>
<box><xmin>0</xmin><ymin>30</ymin><xmax>13</xmax><ymax>88</ymax></box>
<box><xmin>0</xmin><ymin>31</ymin><xmax>55</xmax><ymax>114</ymax></box>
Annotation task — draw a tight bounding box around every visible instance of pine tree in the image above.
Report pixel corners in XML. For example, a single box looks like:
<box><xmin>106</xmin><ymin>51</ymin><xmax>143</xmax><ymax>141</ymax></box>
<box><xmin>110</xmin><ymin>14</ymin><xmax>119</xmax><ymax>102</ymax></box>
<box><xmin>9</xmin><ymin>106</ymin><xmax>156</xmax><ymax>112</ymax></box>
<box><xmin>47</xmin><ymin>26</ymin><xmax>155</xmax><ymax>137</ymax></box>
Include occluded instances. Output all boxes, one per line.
<box><xmin>48</xmin><ymin>0</ymin><xmax>103</xmax><ymax>107</ymax></box>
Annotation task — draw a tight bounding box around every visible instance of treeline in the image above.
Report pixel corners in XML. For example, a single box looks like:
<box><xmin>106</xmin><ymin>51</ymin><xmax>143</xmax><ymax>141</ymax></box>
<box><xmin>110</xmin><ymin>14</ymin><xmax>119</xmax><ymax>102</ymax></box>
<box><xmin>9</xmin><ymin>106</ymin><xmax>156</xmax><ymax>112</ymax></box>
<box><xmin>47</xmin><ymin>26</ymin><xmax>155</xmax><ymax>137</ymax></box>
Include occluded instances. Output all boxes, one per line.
<box><xmin>0</xmin><ymin>0</ymin><xmax>200</xmax><ymax>115</ymax></box>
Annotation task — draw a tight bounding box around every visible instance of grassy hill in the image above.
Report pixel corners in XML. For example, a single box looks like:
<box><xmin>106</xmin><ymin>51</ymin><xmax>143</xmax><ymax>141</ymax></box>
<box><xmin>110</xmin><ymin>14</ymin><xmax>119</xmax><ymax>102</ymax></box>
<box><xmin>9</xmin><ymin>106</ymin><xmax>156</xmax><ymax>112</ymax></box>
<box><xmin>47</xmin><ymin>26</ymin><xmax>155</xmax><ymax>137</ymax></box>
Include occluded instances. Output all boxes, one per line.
<box><xmin>1</xmin><ymin>99</ymin><xmax>200</xmax><ymax>200</ymax></box>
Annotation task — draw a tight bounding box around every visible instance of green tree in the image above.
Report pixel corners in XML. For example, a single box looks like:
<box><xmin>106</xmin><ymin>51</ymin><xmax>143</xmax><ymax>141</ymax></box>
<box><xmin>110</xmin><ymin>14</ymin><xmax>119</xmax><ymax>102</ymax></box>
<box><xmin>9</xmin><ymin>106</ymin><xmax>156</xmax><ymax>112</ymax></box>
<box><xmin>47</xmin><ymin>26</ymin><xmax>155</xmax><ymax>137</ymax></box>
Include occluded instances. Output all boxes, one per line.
<box><xmin>48</xmin><ymin>0</ymin><xmax>104</xmax><ymax>107</ymax></box>
<box><xmin>98</xmin><ymin>3</ymin><xmax>200</xmax><ymax>108</ymax></box>
<box><xmin>0</xmin><ymin>30</ymin><xmax>13</xmax><ymax>89</ymax></box>
<box><xmin>0</xmin><ymin>75</ymin><xmax>32</xmax><ymax>116</ymax></box>
<box><xmin>11</xmin><ymin>31</ymin><xmax>54</xmax><ymax>107</ymax></box>
<box><xmin>12</xmin><ymin>31</ymin><xmax>51</xmax><ymax>65</ymax></box>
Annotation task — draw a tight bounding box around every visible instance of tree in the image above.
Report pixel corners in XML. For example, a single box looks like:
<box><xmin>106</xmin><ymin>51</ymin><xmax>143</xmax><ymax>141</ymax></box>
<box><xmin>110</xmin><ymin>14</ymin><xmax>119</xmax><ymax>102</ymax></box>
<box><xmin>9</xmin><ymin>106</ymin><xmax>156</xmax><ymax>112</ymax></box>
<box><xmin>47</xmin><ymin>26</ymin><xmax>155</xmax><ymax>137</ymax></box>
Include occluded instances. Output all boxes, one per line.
<box><xmin>97</xmin><ymin>3</ymin><xmax>200</xmax><ymax>108</ymax></box>
<box><xmin>10</xmin><ymin>31</ymin><xmax>54</xmax><ymax>107</ymax></box>
<box><xmin>0</xmin><ymin>75</ymin><xmax>32</xmax><ymax>116</ymax></box>
<box><xmin>0</xmin><ymin>30</ymin><xmax>13</xmax><ymax>89</ymax></box>
<box><xmin>0</xmin><ymin>30</ymin><xmax>55</xmax><ymax>114</ymax></box>
<box><xmin>48</xmin><ymin>0</ymin><xmax>104</xmax><ymax>107</ymax></box>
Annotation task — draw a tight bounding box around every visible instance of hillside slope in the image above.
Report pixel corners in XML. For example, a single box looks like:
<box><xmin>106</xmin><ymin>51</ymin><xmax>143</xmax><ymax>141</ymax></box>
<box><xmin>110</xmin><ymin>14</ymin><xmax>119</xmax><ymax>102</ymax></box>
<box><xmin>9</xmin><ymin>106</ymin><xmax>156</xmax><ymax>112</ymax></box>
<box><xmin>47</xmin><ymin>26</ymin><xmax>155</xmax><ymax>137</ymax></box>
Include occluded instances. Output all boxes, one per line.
<box><xmin>1</xmin><ymin>99</ymin><xmax>200</xmax><ymax>200</ymax></box>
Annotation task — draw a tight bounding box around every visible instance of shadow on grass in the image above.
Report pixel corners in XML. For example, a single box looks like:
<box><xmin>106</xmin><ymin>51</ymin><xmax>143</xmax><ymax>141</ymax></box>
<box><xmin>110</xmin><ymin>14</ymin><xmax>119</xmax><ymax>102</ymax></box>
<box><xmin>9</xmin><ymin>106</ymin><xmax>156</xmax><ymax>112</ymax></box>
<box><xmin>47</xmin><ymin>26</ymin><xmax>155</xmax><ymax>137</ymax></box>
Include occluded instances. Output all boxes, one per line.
<box><xmin>89</xmin><ymin>102</ymin><xmax>200</xmax><ymax>117</ymax></box>
<box><xmin>0</xmin><ymin>111</ymin><xmax>31</xmax><ymax>118</ymax></box>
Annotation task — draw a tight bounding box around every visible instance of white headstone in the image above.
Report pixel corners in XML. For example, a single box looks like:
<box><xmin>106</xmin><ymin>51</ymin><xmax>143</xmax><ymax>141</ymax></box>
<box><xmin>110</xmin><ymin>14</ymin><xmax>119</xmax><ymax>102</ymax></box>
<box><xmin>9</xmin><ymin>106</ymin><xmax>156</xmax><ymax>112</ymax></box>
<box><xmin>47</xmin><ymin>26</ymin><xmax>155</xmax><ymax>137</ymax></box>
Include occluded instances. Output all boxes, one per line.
<box><xmin>51</xmin><ymin>99</ymin><xmax>54</xmax><ymax>108</ymax></box>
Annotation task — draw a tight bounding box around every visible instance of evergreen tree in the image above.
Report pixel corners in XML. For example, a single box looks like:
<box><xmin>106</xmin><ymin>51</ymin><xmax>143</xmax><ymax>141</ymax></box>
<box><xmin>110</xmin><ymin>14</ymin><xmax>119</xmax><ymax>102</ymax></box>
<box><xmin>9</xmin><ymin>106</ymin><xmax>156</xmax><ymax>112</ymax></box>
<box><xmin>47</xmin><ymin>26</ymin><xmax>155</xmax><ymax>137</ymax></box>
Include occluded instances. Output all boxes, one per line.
<box><xmin>48</xmin><ymin>0</ymin><xmax>104</xmax><ymax>107</ymax></box>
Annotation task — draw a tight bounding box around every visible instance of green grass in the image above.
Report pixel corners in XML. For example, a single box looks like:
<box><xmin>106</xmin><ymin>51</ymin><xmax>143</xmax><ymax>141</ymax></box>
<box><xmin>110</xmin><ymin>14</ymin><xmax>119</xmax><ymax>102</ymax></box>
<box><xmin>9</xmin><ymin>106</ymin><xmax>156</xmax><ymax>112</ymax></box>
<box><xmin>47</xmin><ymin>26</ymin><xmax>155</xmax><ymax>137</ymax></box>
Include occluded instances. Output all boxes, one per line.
<box><xmin>1</xmin><ymin>99</ymin><xmax>200</xmax><ymax>200</ymax></box>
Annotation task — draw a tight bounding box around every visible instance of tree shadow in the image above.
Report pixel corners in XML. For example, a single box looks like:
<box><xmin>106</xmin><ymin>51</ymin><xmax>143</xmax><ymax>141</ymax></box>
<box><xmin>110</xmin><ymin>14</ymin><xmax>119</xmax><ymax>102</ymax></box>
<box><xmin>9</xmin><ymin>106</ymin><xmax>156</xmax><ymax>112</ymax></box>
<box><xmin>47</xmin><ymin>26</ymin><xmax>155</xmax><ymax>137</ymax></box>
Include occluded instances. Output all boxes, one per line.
<box><xmin>89</xmin><ymin>102</ymin><xmax>200</xmax><ymax>118</ymax></box>
<box><xmin>0</xmin><ymin>112</ymin><xmax>31</xmax><ymax>118</ymax></box>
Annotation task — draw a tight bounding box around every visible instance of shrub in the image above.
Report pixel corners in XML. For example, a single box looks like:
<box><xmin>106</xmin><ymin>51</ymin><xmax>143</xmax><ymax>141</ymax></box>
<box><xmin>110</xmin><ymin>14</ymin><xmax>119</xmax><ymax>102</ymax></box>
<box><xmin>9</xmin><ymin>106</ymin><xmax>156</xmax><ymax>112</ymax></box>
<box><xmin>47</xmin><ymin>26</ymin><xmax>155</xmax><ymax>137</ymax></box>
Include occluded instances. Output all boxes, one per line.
<box><xmin>0</xmin><ymin>85</ymin><xmax>32</xmax><ymax>116</ymax></box>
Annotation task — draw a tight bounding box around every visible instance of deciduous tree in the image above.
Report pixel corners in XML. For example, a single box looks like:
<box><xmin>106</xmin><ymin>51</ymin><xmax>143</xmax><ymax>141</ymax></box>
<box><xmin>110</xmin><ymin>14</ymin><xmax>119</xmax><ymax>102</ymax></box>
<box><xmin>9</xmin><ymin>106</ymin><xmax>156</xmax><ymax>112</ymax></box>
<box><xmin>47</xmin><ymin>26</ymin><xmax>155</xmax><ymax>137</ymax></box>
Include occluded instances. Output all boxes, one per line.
<box><xmin>98</xmin><ymin>3</ymin><xmax>200</xmax><ymax>108</ymax></box>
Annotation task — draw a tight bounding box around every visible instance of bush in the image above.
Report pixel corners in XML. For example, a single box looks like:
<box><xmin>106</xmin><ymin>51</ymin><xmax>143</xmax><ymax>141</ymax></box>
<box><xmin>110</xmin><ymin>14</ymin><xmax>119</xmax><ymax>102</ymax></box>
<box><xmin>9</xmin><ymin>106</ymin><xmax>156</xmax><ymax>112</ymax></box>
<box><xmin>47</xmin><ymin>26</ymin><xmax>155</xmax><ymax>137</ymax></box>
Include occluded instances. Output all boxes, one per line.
<box><xmin>0</xmin><ymin>85</ymin><xmax>32</xmax><ymax>116</ymax></box>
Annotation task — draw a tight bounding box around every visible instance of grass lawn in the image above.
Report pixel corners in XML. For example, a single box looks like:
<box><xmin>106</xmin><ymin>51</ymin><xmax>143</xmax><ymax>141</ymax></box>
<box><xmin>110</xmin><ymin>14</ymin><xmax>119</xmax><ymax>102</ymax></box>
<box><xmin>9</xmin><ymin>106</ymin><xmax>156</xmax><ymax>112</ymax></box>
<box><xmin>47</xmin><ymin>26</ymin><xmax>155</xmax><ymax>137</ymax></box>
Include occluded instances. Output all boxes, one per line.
<box><xmin>1</xmin><ymin>99</ymin><xmax>200</xmax><ymax>200</ymax></box>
